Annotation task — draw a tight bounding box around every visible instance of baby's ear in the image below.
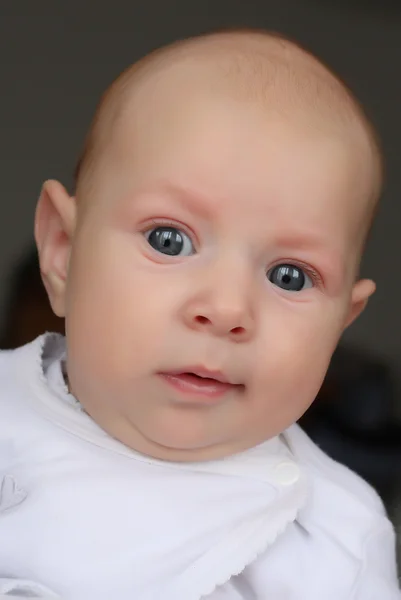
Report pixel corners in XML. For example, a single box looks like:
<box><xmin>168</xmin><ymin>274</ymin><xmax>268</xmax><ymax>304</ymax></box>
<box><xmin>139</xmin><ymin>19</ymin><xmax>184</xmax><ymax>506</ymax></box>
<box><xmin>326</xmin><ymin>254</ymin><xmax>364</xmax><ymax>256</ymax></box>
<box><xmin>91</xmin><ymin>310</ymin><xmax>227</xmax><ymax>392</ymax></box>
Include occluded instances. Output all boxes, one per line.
<box><xmin>34</xmin><ymin>180</ymin><xmax>77</xmax><ymax>318</ymax></box>
<box><xmin>344</xmin><ymin>278</ymin><xmax>376</xmax><ymax>329</ymax></box>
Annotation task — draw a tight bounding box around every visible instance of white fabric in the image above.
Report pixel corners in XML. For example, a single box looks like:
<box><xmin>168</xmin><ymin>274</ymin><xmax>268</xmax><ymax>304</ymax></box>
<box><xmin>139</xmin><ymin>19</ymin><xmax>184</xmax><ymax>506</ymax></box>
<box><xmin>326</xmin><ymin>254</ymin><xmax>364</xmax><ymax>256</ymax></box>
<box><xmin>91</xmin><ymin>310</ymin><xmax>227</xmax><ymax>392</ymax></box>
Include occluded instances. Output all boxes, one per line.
<box><xmin>0</xmin><ymin>334</ymin><xmax>399</xmax><ymax>600</ymax></box>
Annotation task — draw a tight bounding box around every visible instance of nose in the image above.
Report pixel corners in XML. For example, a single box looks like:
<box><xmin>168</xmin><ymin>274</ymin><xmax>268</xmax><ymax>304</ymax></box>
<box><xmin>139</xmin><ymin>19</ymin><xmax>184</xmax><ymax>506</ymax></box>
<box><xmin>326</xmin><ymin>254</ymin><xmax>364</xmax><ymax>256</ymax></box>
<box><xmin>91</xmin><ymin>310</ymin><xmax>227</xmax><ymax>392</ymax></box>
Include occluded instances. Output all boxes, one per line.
<box><xmin>182</xmin><ymin>263</ymin><xmax>256</xmax><ymax>342</ymax></box>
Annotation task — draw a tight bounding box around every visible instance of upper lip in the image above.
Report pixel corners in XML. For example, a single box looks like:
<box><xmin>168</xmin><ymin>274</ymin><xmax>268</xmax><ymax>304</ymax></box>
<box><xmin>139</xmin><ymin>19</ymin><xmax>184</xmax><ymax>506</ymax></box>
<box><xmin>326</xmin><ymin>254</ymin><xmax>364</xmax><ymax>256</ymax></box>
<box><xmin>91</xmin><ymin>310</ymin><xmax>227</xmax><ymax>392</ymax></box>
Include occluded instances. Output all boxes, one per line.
<box><xmin>162</xmin><ymin>367</ymin><xmax>239</xmax><ymax>386</ymax></box>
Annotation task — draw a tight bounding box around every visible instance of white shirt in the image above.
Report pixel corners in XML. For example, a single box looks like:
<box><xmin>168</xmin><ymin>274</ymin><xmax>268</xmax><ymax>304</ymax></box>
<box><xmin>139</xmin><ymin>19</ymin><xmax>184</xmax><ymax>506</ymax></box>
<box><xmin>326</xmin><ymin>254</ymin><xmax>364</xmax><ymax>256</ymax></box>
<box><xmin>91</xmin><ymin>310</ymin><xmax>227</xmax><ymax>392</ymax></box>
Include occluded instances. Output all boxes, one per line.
<box><xmin>0</xmin><ymin>334</ymin><xmax>399</xmax><ymax>600</ymax></box>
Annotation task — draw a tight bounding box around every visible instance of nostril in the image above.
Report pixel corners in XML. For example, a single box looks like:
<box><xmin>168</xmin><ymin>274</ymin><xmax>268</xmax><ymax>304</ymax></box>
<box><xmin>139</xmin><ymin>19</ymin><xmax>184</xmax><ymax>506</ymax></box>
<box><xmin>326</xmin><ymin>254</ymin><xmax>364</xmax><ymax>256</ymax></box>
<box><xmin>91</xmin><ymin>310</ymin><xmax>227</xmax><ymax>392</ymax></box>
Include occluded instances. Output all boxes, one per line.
<box><xmin>195</xmin><ymin>315</ymin><xmax>210</xmax><ymax>325</ymax></box>
<box><xmin>231</xmin><ymin>326</ymin><xmax>245</xmax><ymax>335</ymax></box>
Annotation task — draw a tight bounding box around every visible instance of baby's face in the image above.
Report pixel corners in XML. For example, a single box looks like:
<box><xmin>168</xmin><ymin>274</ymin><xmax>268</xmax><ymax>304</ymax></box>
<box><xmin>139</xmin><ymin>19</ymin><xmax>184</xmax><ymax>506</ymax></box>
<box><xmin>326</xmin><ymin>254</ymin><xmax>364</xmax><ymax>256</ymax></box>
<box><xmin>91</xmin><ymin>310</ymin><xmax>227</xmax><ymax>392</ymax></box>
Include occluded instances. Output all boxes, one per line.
<box><xmin>47</xmin><ymin>93</ymin><xmax>375</xmax><ymax>461</ymax></box>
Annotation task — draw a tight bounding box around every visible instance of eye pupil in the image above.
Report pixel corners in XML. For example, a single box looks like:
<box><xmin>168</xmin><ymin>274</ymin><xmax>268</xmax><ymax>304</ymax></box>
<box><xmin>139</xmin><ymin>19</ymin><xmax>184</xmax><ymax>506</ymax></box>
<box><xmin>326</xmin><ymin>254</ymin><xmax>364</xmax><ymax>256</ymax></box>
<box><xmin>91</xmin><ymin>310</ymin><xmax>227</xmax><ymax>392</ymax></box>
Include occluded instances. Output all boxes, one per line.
<box><xmin>160</xmin><ymin>231</ymin><xmax>174</xmax><ymax>246</ymax></box>
<box><xmin>268</xmin><ymin>264</ymin><xmax>307</xmax><ymax>292</ymax></box>
<box><xmin>146</xmin><ymin>226</ymin><xmax>193</xmax><ymax>257</ymax></box>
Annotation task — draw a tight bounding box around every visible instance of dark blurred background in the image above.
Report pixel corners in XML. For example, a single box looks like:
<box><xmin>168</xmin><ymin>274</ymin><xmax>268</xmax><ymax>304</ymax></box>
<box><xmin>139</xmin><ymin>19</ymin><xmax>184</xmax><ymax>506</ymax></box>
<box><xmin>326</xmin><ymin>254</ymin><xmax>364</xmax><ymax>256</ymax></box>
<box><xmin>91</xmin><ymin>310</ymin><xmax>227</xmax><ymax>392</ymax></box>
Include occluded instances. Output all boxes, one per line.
<box><xmin>0</xmin><ymin>0</ymin><xmax>400</xmax><ymax>554</ymax></box>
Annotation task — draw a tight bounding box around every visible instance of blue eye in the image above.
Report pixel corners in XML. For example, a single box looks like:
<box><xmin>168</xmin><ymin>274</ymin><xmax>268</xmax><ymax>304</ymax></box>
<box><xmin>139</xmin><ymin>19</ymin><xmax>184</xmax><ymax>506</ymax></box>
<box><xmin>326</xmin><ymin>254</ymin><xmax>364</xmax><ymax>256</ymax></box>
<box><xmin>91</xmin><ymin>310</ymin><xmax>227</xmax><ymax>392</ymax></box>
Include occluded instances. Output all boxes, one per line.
<box><xmin>267</xmin><ymin>264</ymin><xmax>313</xmax><ymax>292</ymax></box>
<box><xmin>145</xmin><ymin>226</ymin><xmax>194</xmax><ymax>256</ymax></box>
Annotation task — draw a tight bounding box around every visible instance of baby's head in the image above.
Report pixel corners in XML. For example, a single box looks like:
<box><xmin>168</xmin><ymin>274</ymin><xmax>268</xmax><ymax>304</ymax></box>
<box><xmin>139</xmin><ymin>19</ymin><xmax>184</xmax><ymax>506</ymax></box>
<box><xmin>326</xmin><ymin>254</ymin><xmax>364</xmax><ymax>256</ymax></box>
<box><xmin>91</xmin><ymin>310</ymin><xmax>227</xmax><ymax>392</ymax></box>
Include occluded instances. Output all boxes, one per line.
<box><xmin>35</xmin><ymin>29</ymin><xmax>382</xmax><ymax>461</ymax></box>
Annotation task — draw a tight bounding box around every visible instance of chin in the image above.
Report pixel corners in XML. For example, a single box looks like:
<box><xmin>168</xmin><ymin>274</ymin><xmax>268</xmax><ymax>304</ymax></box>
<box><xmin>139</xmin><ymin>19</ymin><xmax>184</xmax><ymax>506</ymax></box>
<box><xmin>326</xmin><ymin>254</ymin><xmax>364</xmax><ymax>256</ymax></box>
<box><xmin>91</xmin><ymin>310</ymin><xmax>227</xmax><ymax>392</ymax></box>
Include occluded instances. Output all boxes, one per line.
<box><xmin>133</xmin><ymin>430</ymin><xmax>233</xmax><ymax>463</ymax></box>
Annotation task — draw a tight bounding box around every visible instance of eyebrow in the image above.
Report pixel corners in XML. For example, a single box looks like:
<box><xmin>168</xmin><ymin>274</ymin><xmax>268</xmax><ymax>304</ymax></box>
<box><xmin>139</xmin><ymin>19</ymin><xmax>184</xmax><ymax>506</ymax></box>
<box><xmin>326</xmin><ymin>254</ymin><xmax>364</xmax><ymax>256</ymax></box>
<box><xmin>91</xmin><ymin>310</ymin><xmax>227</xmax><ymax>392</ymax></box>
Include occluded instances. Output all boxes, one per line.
<box><xmin>142</xmin><ymin>180</ymin><xmax>214</xmax><ymax>219</ymax></box>
<box><xmin>273</xmin><ymin>231</ymin><xmax>333</xmax><ymax>253</ymax></box>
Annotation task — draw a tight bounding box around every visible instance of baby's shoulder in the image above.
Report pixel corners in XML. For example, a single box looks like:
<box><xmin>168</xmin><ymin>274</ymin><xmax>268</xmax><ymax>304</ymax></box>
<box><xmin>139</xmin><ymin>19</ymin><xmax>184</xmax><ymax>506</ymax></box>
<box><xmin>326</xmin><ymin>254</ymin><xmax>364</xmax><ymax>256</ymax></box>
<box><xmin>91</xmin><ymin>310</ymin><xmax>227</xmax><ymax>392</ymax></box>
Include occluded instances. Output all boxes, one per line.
<box><xmin>0</xmin><ymin>336</ymin><xmax>47</xmax><ymax>422</ymax></box>
<box><xmin>241</xmin><ymin>426</ymin><xmax>398</xmax><ymax>598</ymax></box>
<box><xmin>284</xmin><ymin>423</ymin><xmax>386</xmax><ymax>517</ymax></box>
<box><xmin>0</xmin><ymin>345</ymin><xmax>25</xmax><ymax>399</ymax></box>
<box><xmin>0</xmin><ymin>346</ymin><xmax>17</xmax><ymax>371</ymax></box>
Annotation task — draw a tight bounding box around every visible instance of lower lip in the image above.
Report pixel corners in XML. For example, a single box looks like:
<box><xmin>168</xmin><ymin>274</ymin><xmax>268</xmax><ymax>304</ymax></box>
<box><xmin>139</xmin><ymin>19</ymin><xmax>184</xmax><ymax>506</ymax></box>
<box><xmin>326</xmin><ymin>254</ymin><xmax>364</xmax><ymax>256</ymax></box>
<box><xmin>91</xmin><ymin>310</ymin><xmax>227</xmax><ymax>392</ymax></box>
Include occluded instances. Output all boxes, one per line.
<box><xmin>159</xmin><ymin>373</ymin><xmax>237</xmax><ymax>401</ymax></box>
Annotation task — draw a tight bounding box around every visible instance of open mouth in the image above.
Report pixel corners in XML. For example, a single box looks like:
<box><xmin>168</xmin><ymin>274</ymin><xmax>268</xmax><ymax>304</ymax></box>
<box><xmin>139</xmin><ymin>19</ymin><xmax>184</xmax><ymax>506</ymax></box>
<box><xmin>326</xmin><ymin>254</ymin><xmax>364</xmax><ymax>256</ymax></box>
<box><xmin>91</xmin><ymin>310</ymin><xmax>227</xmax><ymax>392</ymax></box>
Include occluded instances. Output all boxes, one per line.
<box><xmin>158</xmin><ymin>369</ymin><xmax>243</xmax><ymax>400</ymax></box>
<box><xmin>181</xmin><ymin>372</ymin><xmax>224</xmax><ymax>383</ymax></box>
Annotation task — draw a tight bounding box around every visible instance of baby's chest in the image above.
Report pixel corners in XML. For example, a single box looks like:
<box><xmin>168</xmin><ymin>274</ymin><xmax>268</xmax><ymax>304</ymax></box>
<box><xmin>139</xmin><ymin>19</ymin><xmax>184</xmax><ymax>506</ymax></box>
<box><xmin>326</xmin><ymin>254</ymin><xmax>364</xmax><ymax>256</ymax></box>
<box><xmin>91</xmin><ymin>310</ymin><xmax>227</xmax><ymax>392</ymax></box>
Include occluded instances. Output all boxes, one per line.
<box><xmin>0</xmin><ymin>453</ymin><xmax>277</xmax><ymax>600</ymax></box>
<box><xmin>0</xmin><ymin>466</ymin><xmax>166</xmax><ymax>593</ymax></box>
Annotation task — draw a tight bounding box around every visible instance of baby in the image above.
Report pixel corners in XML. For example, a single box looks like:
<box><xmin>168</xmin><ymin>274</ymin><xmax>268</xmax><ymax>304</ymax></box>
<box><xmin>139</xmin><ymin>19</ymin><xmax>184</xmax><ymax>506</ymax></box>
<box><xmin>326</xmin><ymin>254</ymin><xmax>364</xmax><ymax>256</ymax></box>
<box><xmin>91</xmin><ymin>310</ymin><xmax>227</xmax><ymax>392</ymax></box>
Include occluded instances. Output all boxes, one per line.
<box><xmin>0</xmin><ymin>28</ymin><xmax>399</xmax><ymax>600</ymax></box>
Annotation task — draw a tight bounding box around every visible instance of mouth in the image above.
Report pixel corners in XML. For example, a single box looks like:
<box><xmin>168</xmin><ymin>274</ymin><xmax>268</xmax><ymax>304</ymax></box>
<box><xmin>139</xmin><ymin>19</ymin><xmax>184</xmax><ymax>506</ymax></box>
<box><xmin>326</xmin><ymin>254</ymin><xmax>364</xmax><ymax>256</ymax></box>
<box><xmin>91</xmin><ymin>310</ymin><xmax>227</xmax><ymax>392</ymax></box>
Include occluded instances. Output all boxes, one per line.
<box><xmin>158</xmin><ymin>367</ymin><xmax>244</xmax><ymax>401</ymax></box>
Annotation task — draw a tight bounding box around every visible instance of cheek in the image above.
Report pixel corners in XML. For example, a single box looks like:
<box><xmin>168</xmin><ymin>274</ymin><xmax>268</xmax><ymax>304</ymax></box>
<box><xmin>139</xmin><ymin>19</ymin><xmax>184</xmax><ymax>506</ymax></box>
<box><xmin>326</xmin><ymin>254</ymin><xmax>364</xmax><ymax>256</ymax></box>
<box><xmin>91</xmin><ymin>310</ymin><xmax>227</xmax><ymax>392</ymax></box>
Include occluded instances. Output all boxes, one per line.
<box><xmin>251</xmin><ymin>306</ymin><xmax>344</xmax><ymax>416</ymax></box>
<box><xmin>64</xmin><ymin>230</ymin><xmax>187</xmax><ymax>380</ymax></box>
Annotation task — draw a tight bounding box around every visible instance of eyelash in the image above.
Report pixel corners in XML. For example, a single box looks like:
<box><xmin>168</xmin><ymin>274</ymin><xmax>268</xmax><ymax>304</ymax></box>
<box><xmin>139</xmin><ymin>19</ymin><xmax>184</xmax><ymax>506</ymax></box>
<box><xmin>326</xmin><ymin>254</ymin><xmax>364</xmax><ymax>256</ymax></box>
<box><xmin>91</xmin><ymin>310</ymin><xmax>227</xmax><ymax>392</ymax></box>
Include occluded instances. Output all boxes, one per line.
<box><xmin>144</xmin><ymin>219</ymin><xmax>197</xmax><ymax>243</ymax></box>
<box><xmin>141</xmin><ymin>220</ymin><xmax>323</xmax><ymax>287</ymax></box>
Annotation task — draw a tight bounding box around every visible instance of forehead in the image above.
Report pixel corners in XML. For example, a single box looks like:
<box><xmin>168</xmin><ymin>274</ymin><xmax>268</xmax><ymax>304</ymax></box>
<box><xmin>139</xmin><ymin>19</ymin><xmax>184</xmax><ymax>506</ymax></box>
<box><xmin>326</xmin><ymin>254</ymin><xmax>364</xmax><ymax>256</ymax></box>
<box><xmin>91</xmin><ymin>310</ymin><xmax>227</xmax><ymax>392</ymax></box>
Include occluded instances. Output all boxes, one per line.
<box><xmin>108</xmin><ymin>91</ymin><xmax>369</xmax><ymax>241</ymax></box>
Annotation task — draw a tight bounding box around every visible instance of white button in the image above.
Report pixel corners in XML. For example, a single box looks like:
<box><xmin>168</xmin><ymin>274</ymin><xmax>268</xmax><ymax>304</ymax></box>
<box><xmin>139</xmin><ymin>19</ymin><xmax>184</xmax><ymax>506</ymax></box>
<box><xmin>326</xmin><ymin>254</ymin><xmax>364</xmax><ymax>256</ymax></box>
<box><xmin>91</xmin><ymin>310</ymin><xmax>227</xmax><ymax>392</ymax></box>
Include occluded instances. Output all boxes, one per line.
<box><xmin>274</xmin><ymin>461</ymin><xmax>300</xmax><ymax>485</ymax></box>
